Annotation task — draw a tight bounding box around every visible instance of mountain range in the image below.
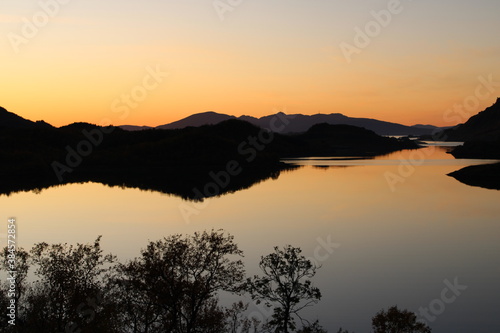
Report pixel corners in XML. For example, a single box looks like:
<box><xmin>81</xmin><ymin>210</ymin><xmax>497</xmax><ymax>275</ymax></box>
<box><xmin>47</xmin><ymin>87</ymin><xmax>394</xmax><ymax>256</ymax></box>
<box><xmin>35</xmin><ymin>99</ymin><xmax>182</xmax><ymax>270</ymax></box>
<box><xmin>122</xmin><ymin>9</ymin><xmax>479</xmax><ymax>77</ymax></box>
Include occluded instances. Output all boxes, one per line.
<box><xmin>3</xmin><ymin>101</ymin><xmax>500</xmax><ymax>192</ymax></box>
<box><xmin>4</xmin><ymin>103</ymin><xmax>499</xmax><ymax>139</ymax></box>
<box><xmin>0</xmin><ymin>106</ymin><xmax>445</xmax><ymax>136</ymax></box>
<box><xmin>121</xmin><ymin>111</ymin><xmax>444</xmax><ymax>136</ymax></box>
<box><xmin>0</xmin><ymin>113</ymin><xmax>417</xmax><ymax>198</ymax></box>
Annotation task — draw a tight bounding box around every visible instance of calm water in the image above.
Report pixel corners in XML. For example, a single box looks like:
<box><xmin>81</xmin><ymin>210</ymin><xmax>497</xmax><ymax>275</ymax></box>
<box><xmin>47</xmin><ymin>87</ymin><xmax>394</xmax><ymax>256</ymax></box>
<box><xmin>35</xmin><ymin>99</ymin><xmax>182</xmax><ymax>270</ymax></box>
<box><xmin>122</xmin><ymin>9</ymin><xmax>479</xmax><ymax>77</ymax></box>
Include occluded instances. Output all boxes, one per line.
<box><xmin>1</xmin><ymin>145</ymin><xmax>500</xmax><ymax>332</ymax></box>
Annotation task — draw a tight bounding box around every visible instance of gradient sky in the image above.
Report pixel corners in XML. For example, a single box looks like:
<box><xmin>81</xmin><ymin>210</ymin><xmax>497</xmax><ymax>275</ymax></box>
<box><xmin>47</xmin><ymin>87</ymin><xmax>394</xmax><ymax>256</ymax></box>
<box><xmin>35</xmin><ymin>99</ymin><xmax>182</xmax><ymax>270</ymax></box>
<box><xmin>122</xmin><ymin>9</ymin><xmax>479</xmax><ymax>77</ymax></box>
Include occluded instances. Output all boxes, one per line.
<box><xmin>1</xmin><ymin>0</ymin><xmax>500</xmax><ymax>127</ymax></box>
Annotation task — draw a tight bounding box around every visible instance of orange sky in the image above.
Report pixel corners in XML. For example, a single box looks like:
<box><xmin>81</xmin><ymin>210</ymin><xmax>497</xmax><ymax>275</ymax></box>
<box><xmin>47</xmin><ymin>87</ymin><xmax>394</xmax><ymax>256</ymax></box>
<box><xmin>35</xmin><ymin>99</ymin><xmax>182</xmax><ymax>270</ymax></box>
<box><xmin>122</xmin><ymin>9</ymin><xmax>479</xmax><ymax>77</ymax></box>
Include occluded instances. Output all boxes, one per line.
<box><xmin>1</xmin><ymin>1</ymin><xmax>500</xmax><ymax>127</ymax></box>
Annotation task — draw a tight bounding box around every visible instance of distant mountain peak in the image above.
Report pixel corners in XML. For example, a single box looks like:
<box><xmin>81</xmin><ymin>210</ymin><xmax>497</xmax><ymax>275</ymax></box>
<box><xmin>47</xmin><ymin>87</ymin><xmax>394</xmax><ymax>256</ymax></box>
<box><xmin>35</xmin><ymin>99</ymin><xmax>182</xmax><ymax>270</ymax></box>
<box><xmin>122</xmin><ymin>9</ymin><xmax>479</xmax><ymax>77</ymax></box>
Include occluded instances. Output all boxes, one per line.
<box><xmin>412</xmin><ymin>124</ymin><xmax>438</xmax><ymax>130</ymax></box>
<box><xmin>146</xmin><ymin>110</ymin><xmax>442</xmax><ymax>136</ymax></box>
<box><xmin>204</xmin><ymin>111</ymin><xmax>225</xmax><ymax>115</ymax></box>
<box><xmin>155</xmin><ymin>111</ymin><xmax>235</xmax><ymax>130</ymax></box>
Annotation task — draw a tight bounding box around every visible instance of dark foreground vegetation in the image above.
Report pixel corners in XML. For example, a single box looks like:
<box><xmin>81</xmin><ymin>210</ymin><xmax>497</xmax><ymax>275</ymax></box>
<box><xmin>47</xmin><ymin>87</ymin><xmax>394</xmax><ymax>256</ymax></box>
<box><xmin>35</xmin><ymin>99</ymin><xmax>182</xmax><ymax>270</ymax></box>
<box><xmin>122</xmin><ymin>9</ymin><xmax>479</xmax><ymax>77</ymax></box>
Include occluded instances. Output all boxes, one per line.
<box><xmin>0</xmin><ymin>230</ymin><xmax>431</xmax><ymax>333</ymax></box>
<box><xmin>0</xmin><ymin>119</ymin><xmax>417</xmax><ymax>199</ymax></box>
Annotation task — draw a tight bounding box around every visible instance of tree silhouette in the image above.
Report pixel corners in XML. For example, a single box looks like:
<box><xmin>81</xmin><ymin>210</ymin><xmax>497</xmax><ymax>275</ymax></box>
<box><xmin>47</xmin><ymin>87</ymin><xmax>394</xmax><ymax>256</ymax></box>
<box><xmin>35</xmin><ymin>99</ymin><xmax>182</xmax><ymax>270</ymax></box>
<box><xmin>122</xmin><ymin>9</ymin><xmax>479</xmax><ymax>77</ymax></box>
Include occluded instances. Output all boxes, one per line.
<box><xmin>296</xmin><ymin>320</ymin><xmax>328</xmax><ymax>333</ymax></box>
<box><xmin>372</xmin><ymin>305</ymin><xmax>431</xmax><ymax>333</ymax></box>
<box><xmin>112</xmin><ymin>229</ymin><xmax>245</xmax><ymax>333</ymax></box>
<box><xmin>223</xmin><ymin>301</ymin><xmax>263</xmax><ymax>333</ymax></box>
<box><xmin>247</xmin><ymin>245</ymin><xmax>322</xmax><ymax>333</ymax></box>
<box><xmin>25</xmin><ymin>236</ymin><xmax>117</xmax><ymax>333</ymax></box>
<box><xmin>0</xmin><ymin>234</ymin><xmax>334</xmax><ymax>332</ymax></box>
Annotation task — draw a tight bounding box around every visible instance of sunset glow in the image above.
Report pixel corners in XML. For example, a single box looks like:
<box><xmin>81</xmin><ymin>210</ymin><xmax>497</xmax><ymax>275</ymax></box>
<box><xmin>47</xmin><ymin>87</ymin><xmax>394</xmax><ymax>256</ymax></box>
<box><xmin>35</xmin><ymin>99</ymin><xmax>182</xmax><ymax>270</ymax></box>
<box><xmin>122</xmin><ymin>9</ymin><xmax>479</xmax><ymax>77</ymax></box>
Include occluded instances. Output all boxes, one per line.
<box><xmin>2</xmin><ymin>0</ymin><xmax>499</xmax><ymax>127</ymax></box>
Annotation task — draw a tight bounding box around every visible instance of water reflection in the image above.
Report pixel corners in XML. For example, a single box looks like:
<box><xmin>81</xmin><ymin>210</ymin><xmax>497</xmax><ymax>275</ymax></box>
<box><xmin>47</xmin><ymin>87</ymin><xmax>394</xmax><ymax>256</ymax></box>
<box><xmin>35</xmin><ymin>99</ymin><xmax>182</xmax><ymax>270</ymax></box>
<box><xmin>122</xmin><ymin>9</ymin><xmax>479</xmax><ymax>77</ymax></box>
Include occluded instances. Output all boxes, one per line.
<box><xmin>282</xmin><ymin>146</ymin><xmax>499</xmax><ymax>168</ymax></box>
<box><xmin>1</xmin><ymin>145</ymin><xmax>500</xmax><ymax>332</ymax></box>
<box><xmin>3</xmin><ymin>146</ymin><xmax>498</xmax><ymax>200</ymax></box>
<box><xmin>0</xmin><ymin>164</ymin><xmax>292</xmax><ymax>200</ymax></box>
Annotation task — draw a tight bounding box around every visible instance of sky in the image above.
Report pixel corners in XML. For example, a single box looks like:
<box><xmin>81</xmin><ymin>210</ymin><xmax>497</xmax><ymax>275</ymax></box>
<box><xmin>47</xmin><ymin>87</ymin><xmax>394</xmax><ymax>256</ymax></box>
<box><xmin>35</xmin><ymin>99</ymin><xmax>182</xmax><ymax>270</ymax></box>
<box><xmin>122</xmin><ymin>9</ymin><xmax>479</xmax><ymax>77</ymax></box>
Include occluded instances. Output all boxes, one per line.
<box><xmin>1</xmin><ymin>0</ymin><xmax>500</xmax><ymax>127</ymax></box>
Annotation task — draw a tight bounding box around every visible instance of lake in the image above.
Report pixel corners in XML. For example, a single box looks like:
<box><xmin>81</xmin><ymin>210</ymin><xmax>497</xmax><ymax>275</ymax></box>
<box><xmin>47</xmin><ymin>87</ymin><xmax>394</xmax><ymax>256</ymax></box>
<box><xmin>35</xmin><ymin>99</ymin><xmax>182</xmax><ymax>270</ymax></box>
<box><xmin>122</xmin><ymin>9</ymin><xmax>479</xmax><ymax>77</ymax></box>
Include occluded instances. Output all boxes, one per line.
<box><xmin>1</xmin><ymin>144</ymin><xmax>500</xmax><ymax>332</ymax></box>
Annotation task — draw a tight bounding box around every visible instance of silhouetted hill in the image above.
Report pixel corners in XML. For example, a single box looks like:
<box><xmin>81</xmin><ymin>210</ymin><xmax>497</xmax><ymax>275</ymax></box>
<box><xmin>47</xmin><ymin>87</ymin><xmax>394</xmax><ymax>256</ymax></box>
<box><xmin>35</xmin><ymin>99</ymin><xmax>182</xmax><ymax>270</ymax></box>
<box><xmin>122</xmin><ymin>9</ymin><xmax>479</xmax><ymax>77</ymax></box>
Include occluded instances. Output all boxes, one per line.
<box><xmin>126</xmin><ymin>111</ymin><xmax>441</xmax><ymax>136</ymax></box>
<box><xmin>35</xmin><ymin>120</ymin><xmax>54</xmax><ymax>128</ymax></box>
<box><xmin>451</xmin><ymin>139</ymin><xmax>500</xmax><ymax>159</ymax></box>
<box><xmin>119</xmin><ymin>125</ymin><xmax>154</xmax><ymax>131</ymax></box>
<box><xmin>445</xmin><ymin>99</ymin><xmax>500</xmax><ymax>189</ymax></box>
<box><xmin>157</xmin><ymin>111</ymin><xmax>235</xmax><ymax>130</ymax></box>
<box><xmin>250</xmin><ymin>112</ymin><xmax>434</xmax><ymax>136</ymax></box>
<box><xmin>0</xmin><ymin>117</ymin><xmax>417</xmax><ymax>199</ymax></box>
<box><xmin>412</xmin><ymin>124</ymin><xmax>442</xmax><ymax>130</ymax></box>
<box><xmin>0</xmin><ymin>106</ymin><xmax>53</xmax><ymax>129</ymax></box>
<box><xmin>447</xmin><ymin>98</ymin><xmax>500</xmax><ymax>159</ymax></box>
<box><xmin>0</xmin><ymin>119</ymin><xmax>286</xmax><ymax>199</ymax></box>
<box><xmin>59</xmin><ymin>122</ymin><xmax>115</xmax><ymax>132</ymax></box>
<box><xmin>442</xmin><ymin>98</ymin><xmax>500</xmax><ymax>142</ymax></box>
<box><xmin>286</xmin><ymin>123</ymin><xmax>418</xmax><ymax>157</ymax></box>
<box><xmin>304</xmin><ymin>123</ymin><xmax>386</xmax><ymax>139</ymax></box>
